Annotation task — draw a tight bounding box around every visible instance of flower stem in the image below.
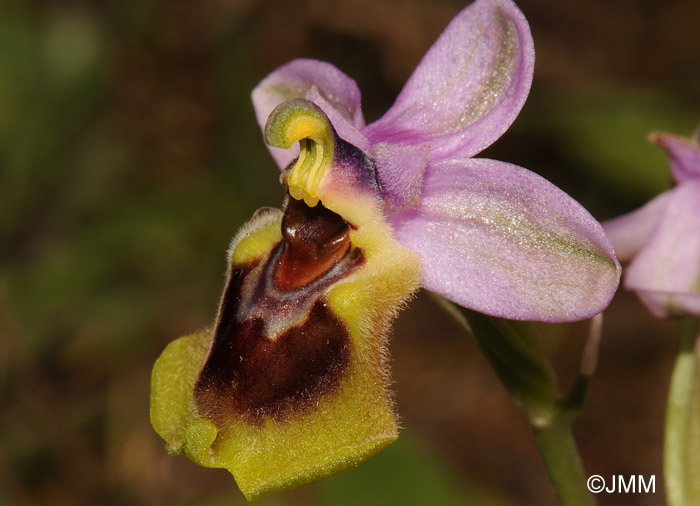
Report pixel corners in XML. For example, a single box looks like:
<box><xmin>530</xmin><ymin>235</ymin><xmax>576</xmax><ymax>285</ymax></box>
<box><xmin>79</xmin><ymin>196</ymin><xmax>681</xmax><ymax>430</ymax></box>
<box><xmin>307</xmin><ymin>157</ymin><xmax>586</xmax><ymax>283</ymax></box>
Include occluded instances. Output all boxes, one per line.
<box><xmin>431</xmin><ymin>294</ymin><xmax>599</xmax><ymax>506</ymax></box>
<box><xmin>664</xmin><ymin>317</ymin><xmax>699</xmax><ymax>506</ymax></box>
<box><xmin>532</xmin><ymin>414</ymin><xmax>597</xmax><ymax>506</ymax></box>
<box><xmin>530</xmin><ymin>315</ymin><xmax>602</xmax><ymax>506</ymax></box>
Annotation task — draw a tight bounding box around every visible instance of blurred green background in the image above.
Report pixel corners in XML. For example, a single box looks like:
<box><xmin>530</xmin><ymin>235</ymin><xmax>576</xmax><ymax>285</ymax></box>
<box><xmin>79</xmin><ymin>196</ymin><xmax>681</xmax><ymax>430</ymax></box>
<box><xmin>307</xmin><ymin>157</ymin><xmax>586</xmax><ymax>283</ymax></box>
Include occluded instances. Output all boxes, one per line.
<box><xmin>1</xmin><ymin>0</ymin><xmax>699</xmax><ymax>505</ymax></box>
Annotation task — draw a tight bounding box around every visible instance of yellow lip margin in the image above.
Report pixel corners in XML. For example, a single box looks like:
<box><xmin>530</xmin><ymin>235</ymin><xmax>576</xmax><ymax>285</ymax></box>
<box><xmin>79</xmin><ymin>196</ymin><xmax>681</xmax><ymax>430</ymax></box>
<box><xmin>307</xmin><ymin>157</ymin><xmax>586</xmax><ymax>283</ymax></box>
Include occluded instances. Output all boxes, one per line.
<box><xmin>150</xmin><ymin>191</ymin><xmax>421</xmax><ymax>500</ymax></box>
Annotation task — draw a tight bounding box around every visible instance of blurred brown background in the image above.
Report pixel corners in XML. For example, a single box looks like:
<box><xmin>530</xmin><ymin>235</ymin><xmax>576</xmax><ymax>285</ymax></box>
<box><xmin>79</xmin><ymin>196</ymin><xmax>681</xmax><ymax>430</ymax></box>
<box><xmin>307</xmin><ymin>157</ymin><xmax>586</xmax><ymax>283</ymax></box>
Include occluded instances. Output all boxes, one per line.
<box><xmin>1</xmin><ymin>0</ymin><xmax>699</xmax><ymax>505</ymax></box>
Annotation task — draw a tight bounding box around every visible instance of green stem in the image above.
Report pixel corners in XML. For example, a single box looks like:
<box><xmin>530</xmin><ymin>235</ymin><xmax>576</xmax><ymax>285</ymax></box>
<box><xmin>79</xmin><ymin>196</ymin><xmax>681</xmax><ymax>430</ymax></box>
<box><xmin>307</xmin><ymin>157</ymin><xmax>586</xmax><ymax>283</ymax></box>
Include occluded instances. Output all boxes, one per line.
<box><xmin>431</xmin><ymin>295</ymin><xmax>599</xmax><ymax>506</ymax></box>
<box><xmin>533</xmin><ymin>315</ymin><xmax>601</xmax><ymax>506</ymax></box>
<box><xmin>533</xmin><ymin>414</ymin><xmax>597</xmax><ymax>506</ymax></box>
<box><xmin>664</xmin><ymin>317</ymin><xmax>699</xmax><ymax>506</ymax></box>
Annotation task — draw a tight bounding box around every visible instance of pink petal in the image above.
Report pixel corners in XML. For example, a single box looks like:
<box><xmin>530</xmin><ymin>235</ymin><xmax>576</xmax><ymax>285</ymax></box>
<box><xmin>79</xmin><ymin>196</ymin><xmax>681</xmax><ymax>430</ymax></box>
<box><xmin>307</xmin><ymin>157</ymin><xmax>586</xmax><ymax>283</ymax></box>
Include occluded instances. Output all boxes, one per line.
<box><xmin>306</xmin><ymin>87</ymin><xmax>370</xmax><ymax>152</ymax></box>
<box><xmin>363</xmin><ymin>0</ymin><xmax>534</xmax><ymax>161</ymax></box>
<box><xmin>371</xmin><ymin>142</ymin><xmax>430</xmax><ymax>210</ymax></box>
<box><xmin>634</xmin><ymin>290</ymin><xmax>700</xmax><ymax>319</ymax></box>
<box><xmin>389</xmin><ymin>158</ymin><xmax>620</xmax><ymax>322</ymax></box>
<box><xmin>649</xmin><ymin>131</ymin><xmax>700</xmax><ymax>183</ymax></box>
<box><xmin>252</xmin><ymin>59</ymin><xmax>366</xmax><ymax>169</ymax></box>
<box><xmin>603</xmin><ymin>191</ymin><xmax>671</xmax><ymax>262</ymax></box>
<box><xmin>625</xmin><ymin>181</ymin><xmax>700</xmax><ymax>317</ymax></box>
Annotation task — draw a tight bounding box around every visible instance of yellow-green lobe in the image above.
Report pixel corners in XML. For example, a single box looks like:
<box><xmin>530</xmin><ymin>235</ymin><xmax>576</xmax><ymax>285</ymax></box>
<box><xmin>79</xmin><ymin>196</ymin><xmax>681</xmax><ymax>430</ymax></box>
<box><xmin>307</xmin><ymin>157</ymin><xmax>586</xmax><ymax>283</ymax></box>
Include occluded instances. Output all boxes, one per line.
<box><xmin>150</xmin><ymin>200</ymin><xmax>421</xmax><ymax>501</ymax></box>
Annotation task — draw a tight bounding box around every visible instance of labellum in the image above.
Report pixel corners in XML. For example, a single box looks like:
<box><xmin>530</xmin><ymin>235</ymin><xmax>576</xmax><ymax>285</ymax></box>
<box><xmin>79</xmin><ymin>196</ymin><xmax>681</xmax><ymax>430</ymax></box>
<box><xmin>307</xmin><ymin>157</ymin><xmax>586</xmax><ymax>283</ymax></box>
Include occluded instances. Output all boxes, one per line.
<box><xmin>195</xmin><ymin>198</ymin><xmax>363</xmax><ymax>425</ymax></box>
<box><xmin>150</xmin><ymin>100</ymin><xmax>421</xmax><ymax>501</ymax></box>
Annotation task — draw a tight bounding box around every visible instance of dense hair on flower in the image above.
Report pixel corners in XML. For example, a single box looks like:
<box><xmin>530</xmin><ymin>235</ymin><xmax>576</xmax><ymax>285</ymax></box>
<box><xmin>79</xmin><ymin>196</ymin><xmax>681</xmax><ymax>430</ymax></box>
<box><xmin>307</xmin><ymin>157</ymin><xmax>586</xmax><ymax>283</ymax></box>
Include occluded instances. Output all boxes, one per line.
<box><xmin>197</xmin><ymin>199</ymin><xmax>370</xmax><ymax>424</ymax></box>
<box><xmin>194</xmin><ymin>260</ymin><xmax>352</xmax><ymax>424</ymax></box>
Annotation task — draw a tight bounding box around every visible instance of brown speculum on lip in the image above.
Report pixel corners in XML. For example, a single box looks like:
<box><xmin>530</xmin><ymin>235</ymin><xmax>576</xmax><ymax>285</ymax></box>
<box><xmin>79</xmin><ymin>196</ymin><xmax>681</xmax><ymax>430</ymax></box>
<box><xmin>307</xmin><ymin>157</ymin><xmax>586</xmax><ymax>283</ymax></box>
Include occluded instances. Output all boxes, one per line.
<box><xmin>194</xmin><ymin>197</ymin><xmax>364</xmax><ymax>424</ymax></box>
<box><xmin>275</xmin><ymin>197</ymin><xmax>352</xmax><ymax>291</ymax></box>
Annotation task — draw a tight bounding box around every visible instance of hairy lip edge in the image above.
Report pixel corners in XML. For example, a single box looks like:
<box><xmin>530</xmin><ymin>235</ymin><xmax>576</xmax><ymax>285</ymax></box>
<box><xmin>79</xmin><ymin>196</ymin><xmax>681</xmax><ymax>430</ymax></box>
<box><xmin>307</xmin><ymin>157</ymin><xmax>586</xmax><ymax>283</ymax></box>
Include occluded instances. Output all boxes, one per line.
<box><xmin>195</xmin><ymin>199</ymin><xmax>365</xmax><ymax>424</ymax></box>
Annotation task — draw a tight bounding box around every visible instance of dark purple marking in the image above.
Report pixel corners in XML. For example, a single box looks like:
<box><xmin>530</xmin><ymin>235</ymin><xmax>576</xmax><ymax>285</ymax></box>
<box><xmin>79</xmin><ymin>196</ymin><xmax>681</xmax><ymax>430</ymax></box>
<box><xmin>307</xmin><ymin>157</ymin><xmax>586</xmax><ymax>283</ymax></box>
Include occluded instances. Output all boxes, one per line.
<box><xmin>194</xmin><ymin>200</ymin><xmax>365</xmax><ymax>424</ymax></box>
<box><xmin>195</xmin><ymin>290</ymin><xmax>349</xmax><ymax>424</ymax></box>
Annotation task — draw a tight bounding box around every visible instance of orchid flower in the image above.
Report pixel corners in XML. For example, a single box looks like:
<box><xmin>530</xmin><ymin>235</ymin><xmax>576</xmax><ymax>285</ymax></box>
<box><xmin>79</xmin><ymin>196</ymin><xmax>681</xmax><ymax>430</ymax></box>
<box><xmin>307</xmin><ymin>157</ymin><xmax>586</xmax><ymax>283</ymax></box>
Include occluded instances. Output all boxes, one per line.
<box><xmin>604</xmin><ymin>129</ymin><xmax>700</xmax><ymax>318</ymax></box>
<box><xmin>151</xmin><ymin>0</ymin><xmax>620</xmax><ymax>500</ymax></box>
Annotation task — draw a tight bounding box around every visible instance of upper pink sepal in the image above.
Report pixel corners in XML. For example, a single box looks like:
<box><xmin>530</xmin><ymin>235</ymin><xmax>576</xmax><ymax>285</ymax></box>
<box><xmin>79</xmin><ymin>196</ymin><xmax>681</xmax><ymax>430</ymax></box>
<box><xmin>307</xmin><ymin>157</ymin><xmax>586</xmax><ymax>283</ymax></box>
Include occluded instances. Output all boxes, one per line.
<box><xmin>649</xmin><ymin>130</ymin><xmax>700</xmax><ymax>184</ymax></box>
<box><xmin>363</xmin><ymin>0</ymin><xmax>535</xmax><ymax>161</ymax></box>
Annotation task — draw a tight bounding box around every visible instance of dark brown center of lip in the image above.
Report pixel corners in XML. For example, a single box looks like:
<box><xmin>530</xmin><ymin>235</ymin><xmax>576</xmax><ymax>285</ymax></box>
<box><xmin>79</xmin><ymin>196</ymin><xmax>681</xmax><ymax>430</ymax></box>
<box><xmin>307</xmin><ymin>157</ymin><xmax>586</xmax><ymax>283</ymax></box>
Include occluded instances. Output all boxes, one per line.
<box><xmin>274</xmin><ymin>197</ymin><xmax>351</xmax><ymax>291</ymax></box>
<box><xmin>195</xmin><ymin>275</ymin><xmax>350</xmax><ymax>424</ymax></box>
<box><xmin>194</xmin><ymin>199</ymin><xmax>364</xmax><ymax>424</ymax></box>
